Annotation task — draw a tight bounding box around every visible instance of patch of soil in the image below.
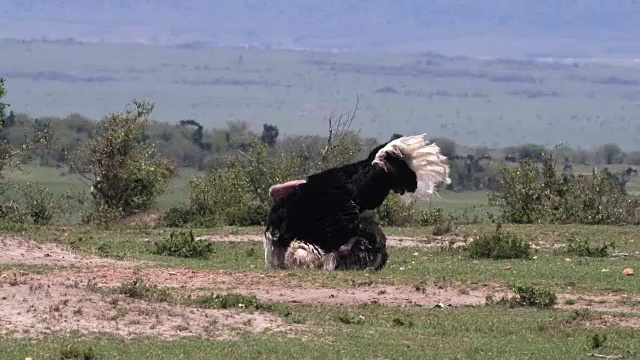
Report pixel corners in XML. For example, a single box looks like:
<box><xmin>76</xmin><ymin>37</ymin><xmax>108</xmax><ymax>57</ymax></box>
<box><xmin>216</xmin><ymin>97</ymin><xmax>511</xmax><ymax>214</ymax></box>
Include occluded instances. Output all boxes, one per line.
<box><xmin>0</xmin><ymin>236</ymin><xmax>131</xmax><ymax>268</ymax></box>
<box><xmin>585</xmin><ymin>314</ymin><xmax>640</xmax><ymax>329</ymax></box>
<box><xmin>49</xmin><ymin>267</ymin><xmax>499</xmax><ymax>308</ymax></box>
<box><xmin>121</xmin><ymin>210</ymin><xmax>163</xmax><ymax>228</ymax></box>
<box><xmin>557</xmin><ymin>294</ymin><xmax>640</xmax><ymax>314</ymax></box>
<box><xmin>197</xmin><ymin>233</ymin><xmax>471</xmax><ymax>249</ymax></box>
<box><xmin>3</xmin><ymin>235</ymin><xmax>640</xmax><ymax>338</ymax></box>
<box><xmin>198</xmin><ymin>234</ymin><xmax>265</xmax><ymax>243</ymax></box>
<box><xmin>36</xmin><ymin>267</ymin><xmax>294</xmax><ymax>290</ymax></box>
<box><xmin>0</xmin><ymin>271</ymin><xmax>298</xmax><ymax>339</ymax></box>
<box><xmin>199</xmin><ymin>233</ymin><xmax>588</xmax><ymax>252</ymax></box>
<box><xmin>17</xmin><ymin>266</ymin><xmax>639</xmax><ymax>316</ymax></box>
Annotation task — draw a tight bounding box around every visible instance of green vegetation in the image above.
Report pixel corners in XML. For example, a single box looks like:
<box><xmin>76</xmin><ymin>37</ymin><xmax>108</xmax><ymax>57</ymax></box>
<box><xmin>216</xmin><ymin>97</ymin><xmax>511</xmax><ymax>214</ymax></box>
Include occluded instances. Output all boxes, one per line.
<box><xmin>150</xmin><ymin>230</ymin><xmax>213</xmax><ymax>259</ymax></box>
<box><xmin>4</xmin><ymin>40</ymin><xmax>640</xmax><ymax>151</ymax></box>
<box><xmin>4</xmin><ymin>305</ymin><xmax>640</xmax><ymax>360</ymax></box>
<box><xmin>565</xmin><ymin>236</ymin><xmax>614</xmax><ymax>258</ymax></box>
<box><xmin>490</xmin><ymin>285</ymin><xmax>558</xmax><ymax>309</ymax></box>
<box><xmin>466</xmin><ymin>222</ymin><xmax>532</xmax><ymax>260</ymax></box>
<box><xmin>2</xmin><ymin>40</ymin><xmax>640</xmax><ymax>359</ymax></box>
<box><xmin>117</xmin><ymin>276</ymin><xmax>174</xmax><ymax>303</ymax></box>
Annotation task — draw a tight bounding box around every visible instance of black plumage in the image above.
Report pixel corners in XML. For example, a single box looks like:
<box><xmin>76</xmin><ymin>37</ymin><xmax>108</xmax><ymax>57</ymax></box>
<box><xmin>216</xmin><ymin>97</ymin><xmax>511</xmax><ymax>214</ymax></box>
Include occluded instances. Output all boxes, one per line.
<box><xmin>264</xmin><ymin>134</ymin><xmax>450</xmax><ymax>271</ymax></box>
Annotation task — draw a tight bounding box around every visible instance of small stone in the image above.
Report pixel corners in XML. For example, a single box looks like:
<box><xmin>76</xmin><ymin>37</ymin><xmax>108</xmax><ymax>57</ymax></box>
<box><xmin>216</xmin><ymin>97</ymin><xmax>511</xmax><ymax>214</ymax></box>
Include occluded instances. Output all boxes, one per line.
<box><xmin>623</xmin><ymin>268</ymin><xmax>635</xmax><ymax>276</ymax></box>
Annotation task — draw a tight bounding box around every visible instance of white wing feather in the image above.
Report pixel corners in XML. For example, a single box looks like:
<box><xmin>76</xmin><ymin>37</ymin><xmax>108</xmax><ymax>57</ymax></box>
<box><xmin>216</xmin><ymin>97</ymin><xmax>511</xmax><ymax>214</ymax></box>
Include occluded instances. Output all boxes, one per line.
<box><xmin>372</xmin><ymin>133</ymin><xmax>451</xmax><ymax>204</ymax></box>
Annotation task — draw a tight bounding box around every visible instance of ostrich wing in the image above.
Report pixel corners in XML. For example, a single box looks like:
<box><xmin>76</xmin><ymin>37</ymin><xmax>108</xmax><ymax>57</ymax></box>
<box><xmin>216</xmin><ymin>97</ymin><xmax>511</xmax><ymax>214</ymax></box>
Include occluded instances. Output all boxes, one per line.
<box><xmin>267</xmin><ymin>171</ymin><xmax>362</xmax><ymax>252</ymax></box>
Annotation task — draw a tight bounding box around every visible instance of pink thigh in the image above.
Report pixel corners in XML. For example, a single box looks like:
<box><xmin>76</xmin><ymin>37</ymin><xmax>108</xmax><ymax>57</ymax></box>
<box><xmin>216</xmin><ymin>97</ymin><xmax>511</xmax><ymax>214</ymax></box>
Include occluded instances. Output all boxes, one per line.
<box><xmin>269</xmin><ymin>179</ymin><xmax>306</xmax><ymax>199</ymax></box>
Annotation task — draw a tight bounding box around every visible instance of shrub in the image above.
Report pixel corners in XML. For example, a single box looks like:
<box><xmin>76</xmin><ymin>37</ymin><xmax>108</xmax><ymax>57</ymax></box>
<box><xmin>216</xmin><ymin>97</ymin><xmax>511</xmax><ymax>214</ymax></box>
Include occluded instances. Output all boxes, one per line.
<box><xmin>70</xmin><ymin>100</ymin><xmax>175</xmax><ymax>224</ymax></box>
<box><xmin>59</xmin><ymin>344</ymin><xmax>97</xmax><ymax>360</ymax></box>
<box><xmin>186</xmin><ymin>292</ymin><xmax>260</xmax><ymax>309</ymax></box>
<box><xmin>417</xmin><ymin>207</ymin><xmax>455</xmax><ymax>235</ymax></box>
<box><xmin>565</xmin><ymin>236</ymin><xmax>613</xmax><ymax>258</ymax></box>
<box><xmin>167</xmin><ymin>124</ymin><xmax>392</xmax><ymax>227</ymax></box>
<box><xmin>161</xmin><ymin>206</ymin><xmax>198</xmax><ymax>228</ymax></box>
<box><xmin>17</xmin><ymin>182</ymin><xmax>56</xmax><ymax>225</ymax></box>
<box><xmin>509</xmin><ymin>285</ymin><xmax>557</xmax><ymax>309</ymax></box>
<box><xmin>117</xmin><ymin>276</ymin><xmax>173</xmax><ymax>302</ymax></box>
<box><xmin>487</xmin><ymin>285</ymin><xmax>557</xmax><ymax>309</ymax></box>
<box><xmin>418</xmin><ymin>207</ymin><xmax>447</xmax><ymax>226</ymax></box>
<box><xmin>466</xmin><ymin>222</ymin><xmax>531</xmax><ymax>260</ymax></box>
<box><xmin>0</xmin><ymin>77</ymin><xmax>13</xmax><ymax>178</ymax></box>
<box><xmin>373</xmin><ymin>194</ymin><xmax>418</xmax><ymax>227</ymax></box>
<box><xmin>164</xmin><ymin>137</ymin><xmax>311</xmax><ymax>227</ymax></box>
<box><xmin>151</xmin><ymin>230</ymin><xmax>213</xmax><ymax>259</ymax></box>
<box><xmin>224</xmin><ymin>200</ymin><xmax>269</xmax><ymax>226</ymax></box>
<box><xmin>0</xmin><ymin>182</ymin><xmax>59</xmax><ymax>225</ymax></box>
<box><xmin>431</xmin><ymin>218</ymin><xmax>454</xmax><ymax>236</ymax></box>
<box><xmin>489</xmin><ymin>153</ymin><xmax>640</xmax><ymax>225</ymax></box>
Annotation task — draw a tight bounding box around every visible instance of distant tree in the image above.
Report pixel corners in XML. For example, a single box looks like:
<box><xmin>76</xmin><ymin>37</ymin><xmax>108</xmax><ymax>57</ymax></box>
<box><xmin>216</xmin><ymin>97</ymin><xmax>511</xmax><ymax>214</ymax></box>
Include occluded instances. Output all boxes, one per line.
<box><xmin>562</xmin><ymin>157</ymin><xmax>573</xmax><ymax>174</ymax></box>
<box><xmin>260</xmin><ymin>123</ymin><xmax>279</xmax><ymax>147</ymax></box>
<box><xmin>505</xmin><ymin>144</ymin><xmax>546</xmax><ymax>163</ymax></box>
<box><xmin>429</xmin><ymin>137</ymin><xmax>457</xmax><ymax>158</ymax></box>
<box><xmin>448</xmin><ymin>154</ymin><xmax>492</xmax><ymax>191</ymax></box>
<box><xmin>71</xmin><ymin>100</ymin><xmax>176</xmax><ymax>223</ymax></box>
<box><xmin>0</xmin><ymin>78</ymin><xmax>10</xmax><ymax>176</ymax></box>
<box><xmin>4</xmin><ymin>110</ymin><xmax>16</xmax><ymax>129</ymax></box>
<box><xmin>596</xmin><ymin>143</ymin><xmax>622</xmax><ymax>165</ymax></box>
<box><xmin>179</xmin><ymin>119</ymin><xmax>212</xmax><ymax>152</ymax></box>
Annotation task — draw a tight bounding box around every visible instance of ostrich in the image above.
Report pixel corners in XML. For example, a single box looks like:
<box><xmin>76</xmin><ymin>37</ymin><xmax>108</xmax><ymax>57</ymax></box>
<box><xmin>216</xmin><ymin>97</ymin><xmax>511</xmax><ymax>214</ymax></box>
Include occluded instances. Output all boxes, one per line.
<box><xmin>263</xmin><ymin>134</ymin><xmax>451</xmax><ymax>271</ymax></box>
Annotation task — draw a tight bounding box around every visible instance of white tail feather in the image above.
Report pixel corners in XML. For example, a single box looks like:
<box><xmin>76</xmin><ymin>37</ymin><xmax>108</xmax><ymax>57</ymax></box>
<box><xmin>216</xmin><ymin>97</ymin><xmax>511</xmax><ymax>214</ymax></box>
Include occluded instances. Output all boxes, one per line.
<box><xmin>372</xmin><ymin>133</ymin><xmax>450</xmax><ymax>204</ymax></box>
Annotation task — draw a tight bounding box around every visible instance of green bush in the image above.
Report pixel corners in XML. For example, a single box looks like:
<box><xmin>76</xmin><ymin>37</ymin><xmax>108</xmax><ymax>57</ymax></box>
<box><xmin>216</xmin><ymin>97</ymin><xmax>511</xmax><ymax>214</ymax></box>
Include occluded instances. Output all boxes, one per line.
<box><xmin>565</xmin><ymin>236</ymin><xmax>613</xmax><ymax>258</ymax></box>
<box><xmin>373</xmin><ymin>195</ymin><xmax>418</xmax><ymax>227</ymax></box>
<box><xmin>186</xmin><ymin>292</ymin><xmax>260</xmax><ymax>309</ymax></box>
<box><xmin>70</xmin><ymin>100</ymin><xmax>175</xmax><ymax>225</ymax></box>
<box><xmin>150</xmin><ymin>230</ymin><xmax>213</xmax><ymax>259</ymax></box>
<box><xmin>417</xmin><ymin>207</ymin><xmax>455</xmax><ymax>235</ymax></box>
<box><xmin>466</xmin><ymin>223</ymin><xmax>531</xmax><ymax>260</ymax></box>
<box><xmin>0</xmin><ymin>182</ymin><xmax>58</xmax><ymax>225</ymax></box>
<box><xmin>489</xmin><ymin>153</ymin><xmax>640</xmax><ymax>225</ymax></box>
<box><xmin>487</xmin><ymin>285</ymin><xmax>557</xmax><ymax>309</ymax></box>
<box><xmin>161</xmin><ymin>206</ymin><xmax>198</xmax><ymax>228</ymax></box>
<box><xmin>117</xmin><ymin>276</ymin><xmax>173</xmax><ymax>302</ymax></box>
<box><xmin>18</xmin><ymin>182</ymin><xmax>56</xmax><ymax>225</ymax></box>
<box><xmin>165</xmin><ymin>130</ymin><xmax>399</xmax><ymax>227</ymax></box>
<box><xmin>509</xmin><ymin>285</ymin><xmax>557</xmax><ymax>309</ymax></box>
<box><xmin>0</xmin><ymin>77</ymin><xmax>10</xmax><ymax>177</ymax></box>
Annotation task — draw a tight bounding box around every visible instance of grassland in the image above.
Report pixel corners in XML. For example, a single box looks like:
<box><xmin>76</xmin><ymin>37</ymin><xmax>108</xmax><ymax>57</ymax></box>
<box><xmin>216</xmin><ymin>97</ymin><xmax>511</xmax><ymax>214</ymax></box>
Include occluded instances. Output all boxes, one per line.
<box><xmin>0</xmin><ymin>221</ymin><xmax>639</xmax><ymax>359</ymax></box>
<box><xmin>2</xmin><ymin>164</ymin><xmax>640</xmax><ymax>359</ymax></box>
<box><xmin>5</xmin><ymin>162</ymin><xmax>640</xmax><ymax>226</ymax></box>
<box><xmin>3</xmin><ymin>40</ymin><xmax>640</xmax><ymax>150</ymax></box>
<box><xmin>3</xmin><ymin>38</ymin><xmax>640</xmax><ymax>359</ymax></box>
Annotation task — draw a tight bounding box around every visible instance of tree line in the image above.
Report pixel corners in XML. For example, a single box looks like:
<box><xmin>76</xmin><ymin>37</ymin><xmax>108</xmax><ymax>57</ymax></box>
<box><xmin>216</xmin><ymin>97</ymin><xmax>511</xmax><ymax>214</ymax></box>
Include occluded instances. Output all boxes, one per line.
<box><xmin>1</xmin><ymin>77</ymin><xmax>640</xmax><ymax>229</ymax></box>
<box><xmin>1</xmin><ymin>108</ymin><xmax>639</xmax><ymax>193</ymax></box>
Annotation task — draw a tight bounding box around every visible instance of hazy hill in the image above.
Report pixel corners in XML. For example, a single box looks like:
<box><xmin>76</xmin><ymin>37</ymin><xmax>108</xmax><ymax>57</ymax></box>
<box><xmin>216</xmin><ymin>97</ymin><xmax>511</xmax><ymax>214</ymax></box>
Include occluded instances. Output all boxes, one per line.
<box><xmin>3</xmin><ymin>0</ymin><xmax>640</xmax><ymax>57</ymax></box>
<box><xmin>3</xmin><ymin>39</ymin><xmax>640</xmax><ymax>150</ymax></box>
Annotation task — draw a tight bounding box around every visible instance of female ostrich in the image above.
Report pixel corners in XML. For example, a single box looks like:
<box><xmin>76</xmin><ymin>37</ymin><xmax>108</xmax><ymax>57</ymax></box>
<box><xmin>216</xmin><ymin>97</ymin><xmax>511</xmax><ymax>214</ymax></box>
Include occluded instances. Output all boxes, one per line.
<box><xmin>264</xmin><ymin>134</ymin><xmax>450</xmax><ymax>271</ymax></box>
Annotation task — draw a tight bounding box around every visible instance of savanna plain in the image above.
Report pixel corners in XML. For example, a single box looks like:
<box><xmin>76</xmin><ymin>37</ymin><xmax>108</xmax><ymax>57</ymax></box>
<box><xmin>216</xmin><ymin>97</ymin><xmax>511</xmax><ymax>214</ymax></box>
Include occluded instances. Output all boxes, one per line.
<box><xmin>0</xmin><ymin>39</ymin><xmax>640</xmax><ymax>359</ymax></box>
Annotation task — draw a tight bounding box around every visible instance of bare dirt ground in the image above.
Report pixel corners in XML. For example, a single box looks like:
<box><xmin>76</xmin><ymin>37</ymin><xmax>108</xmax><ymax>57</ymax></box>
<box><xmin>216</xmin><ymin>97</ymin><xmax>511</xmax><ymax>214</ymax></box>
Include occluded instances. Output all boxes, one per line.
<box><xmin>197</xmin><ymin>233</ymin><xmax>578</xmax><ymax>251</ymax></box>
<box><xmin>197</xmin><ymin>233</ymin><xmax>471</xmax><ymax>249</ymax></box>
<box><xmin>0</xmin><ymin>236</ymin><xmax>128</xmax><ymax>268</ymax></box>
<box><xmin>1</xmin><ymin>235</ymin><xmax>639</xmax><ymax>340</ymax></box>
<box><xmin>0</xmin><ymin>275</ymin><xmax>295</xmax><ymax>340</ymax></box>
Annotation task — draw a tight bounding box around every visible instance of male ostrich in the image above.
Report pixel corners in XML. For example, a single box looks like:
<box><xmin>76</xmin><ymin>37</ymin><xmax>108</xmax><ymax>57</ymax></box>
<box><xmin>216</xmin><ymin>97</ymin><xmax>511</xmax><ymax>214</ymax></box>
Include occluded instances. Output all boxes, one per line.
<box><xmin>264</xmin><ymin>134</ymin><xmax>450</xmax><ymax>271</ymax></box>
